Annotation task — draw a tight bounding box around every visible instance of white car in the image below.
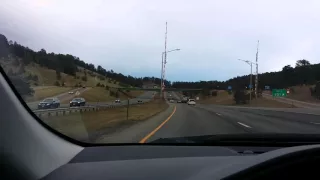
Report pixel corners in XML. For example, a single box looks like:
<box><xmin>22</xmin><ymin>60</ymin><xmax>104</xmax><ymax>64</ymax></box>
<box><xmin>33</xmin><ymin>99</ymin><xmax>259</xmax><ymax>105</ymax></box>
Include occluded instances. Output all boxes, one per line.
<box><xmin>169</xmin><ymin>99</ymin><xmax>175</xmax><ymax>103</ymax></box>
<box><xmin>68</xmin><ymin>91</ymin><xmax>74</xmax><ymax>94</ymax></box>
<box><xmin>187</xmin><ymin>99</ymin><xmax>196</xmax><ymax>105</ymax></box>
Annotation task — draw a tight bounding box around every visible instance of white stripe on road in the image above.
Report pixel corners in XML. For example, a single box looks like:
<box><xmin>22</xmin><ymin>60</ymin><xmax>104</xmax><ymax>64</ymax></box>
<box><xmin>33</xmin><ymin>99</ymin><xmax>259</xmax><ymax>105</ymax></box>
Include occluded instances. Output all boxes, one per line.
<box><xmin>216</xmin><ymin>113</ymin><xmax>222</xmax><ymax>116</ymax></box>
<box><xmin>237</xmin><ymin>122</ymin><xmax>252</xmax><ymax>128</ymax></box>
<box><xmin>310</xmin><ymin>122</ymin><xmax>320</xmax><ymax>125</ymax></box>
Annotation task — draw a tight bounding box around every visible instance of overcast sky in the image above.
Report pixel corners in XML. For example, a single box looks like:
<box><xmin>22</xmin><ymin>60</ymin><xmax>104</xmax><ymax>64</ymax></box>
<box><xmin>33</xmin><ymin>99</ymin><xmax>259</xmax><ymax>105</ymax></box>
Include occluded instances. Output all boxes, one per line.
<box><xmin>1</xmin><ymin>0</ymin><xmax>319</xmax><ymax>81</ymax></box>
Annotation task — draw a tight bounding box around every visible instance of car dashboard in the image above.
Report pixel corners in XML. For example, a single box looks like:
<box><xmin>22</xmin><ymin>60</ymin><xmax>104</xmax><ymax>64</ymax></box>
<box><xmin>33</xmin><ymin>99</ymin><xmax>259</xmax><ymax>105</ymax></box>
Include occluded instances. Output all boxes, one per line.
<box><xmin>41</xmin><ymin>144</ymin><xmax>320</xmax><ymax>180</ymax></box>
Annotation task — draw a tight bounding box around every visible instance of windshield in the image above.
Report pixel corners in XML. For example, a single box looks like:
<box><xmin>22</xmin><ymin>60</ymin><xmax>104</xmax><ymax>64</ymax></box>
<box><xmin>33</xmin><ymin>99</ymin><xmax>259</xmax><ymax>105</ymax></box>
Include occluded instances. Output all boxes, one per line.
<box><xmin>1</xmin><ymin>0</ymin><xmax>319</xmax><ymax>145</ymax></box>
<box><xmin>42</xmin><ymin>99</ymin><xmax>54</xmax><ymax>102</ymax></box>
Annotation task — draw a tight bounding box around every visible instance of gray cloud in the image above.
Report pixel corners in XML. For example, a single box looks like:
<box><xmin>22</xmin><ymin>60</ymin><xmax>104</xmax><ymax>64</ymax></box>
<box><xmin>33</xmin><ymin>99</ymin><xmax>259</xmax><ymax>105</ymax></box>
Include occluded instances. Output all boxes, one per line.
<box><xmin>1</xmin><ymin>0</ymin><xmax>319</xmax><ymax>81</ymax></box>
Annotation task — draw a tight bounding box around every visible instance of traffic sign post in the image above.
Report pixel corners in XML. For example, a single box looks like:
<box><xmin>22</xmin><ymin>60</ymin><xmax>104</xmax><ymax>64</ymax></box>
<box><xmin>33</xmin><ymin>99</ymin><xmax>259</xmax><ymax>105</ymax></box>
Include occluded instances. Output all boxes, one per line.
<box><xmin>272</xmin><ymin>89</ymin><xmax>287</xmax><ymax>97</ymax></box>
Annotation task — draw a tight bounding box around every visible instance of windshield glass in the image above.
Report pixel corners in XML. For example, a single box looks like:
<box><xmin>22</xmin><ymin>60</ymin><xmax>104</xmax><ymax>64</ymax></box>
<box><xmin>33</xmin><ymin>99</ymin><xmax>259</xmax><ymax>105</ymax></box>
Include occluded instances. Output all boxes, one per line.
<box><xmin>1</xmin><ymin>0</ymin><xmax>319</xmax><ymax>144</ymax></box>
<box><xmin>43</xmin><ymin>99</ymin><xmax>54</xmax><ymax>102</ymax></box>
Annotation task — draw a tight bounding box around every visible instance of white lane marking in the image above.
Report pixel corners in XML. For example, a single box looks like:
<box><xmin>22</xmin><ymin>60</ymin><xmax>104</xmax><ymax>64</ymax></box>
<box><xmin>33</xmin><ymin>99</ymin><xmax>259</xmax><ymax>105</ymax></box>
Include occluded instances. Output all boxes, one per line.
<box><xmin>237</xmin><ymin>122</ymin><xmax>252</xmax><ymax>128</ymax></box>
<box><xmin>216</xmin><ymin>113</ymin><xmax>222</xmax><ymax>116</ymax></box>
<box><xmin>310</xmin><ymin>122</ymin><xmax>320</xmax><ymax>125</ymax></box>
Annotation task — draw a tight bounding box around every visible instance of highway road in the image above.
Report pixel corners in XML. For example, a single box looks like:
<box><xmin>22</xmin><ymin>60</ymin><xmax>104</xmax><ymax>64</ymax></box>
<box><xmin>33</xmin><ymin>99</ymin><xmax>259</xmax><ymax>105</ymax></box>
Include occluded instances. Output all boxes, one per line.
<box><xmin>27</xmin><ymin>87</ymin><xmax>90</xmax><ymax>110</ymax></box>
<box><xmin>99</xmin><ymin>92</ymin><xmax>320</xmax><ymax>143</ymax></box>
<box><xmin>28</xmin><ymin>89</ymin><xmax>156</xmax><ymax>111</ymax></box>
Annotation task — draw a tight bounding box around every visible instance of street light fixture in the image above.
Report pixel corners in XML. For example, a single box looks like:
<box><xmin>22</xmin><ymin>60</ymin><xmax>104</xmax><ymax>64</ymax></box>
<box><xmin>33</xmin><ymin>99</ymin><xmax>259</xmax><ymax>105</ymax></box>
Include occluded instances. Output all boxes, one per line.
<box><xmin>238</xmin><ymin>59</ymin><xmax>257</xmax><ymax>104</ymax></box>
<box><xmin>160</xmin><ymin>49</ymin><xmax>181</xmax><ymax>98</ymax></box>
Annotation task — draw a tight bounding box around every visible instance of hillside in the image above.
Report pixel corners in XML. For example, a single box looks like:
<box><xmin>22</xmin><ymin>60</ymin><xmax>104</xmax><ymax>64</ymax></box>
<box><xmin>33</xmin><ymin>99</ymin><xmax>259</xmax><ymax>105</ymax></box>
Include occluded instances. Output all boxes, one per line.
<box><xmin>0</xmin><ymin>34</ymin><xmax>171</xmax><ymax>88</ymax></box>
<box><xmin>24</xmin><ymin>63</ymin><xmax>121</xmax><ymax>88</ymax></box>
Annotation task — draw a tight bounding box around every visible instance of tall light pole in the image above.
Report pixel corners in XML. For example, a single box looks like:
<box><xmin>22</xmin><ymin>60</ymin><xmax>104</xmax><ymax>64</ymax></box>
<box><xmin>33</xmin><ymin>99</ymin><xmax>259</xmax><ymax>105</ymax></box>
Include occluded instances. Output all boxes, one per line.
<box><xmin>255</xmin><ymin>40</ymin><xmax>260</xmax><ymax>99</ymax></box>
<box><xmin>238</xmin><ymin>59</ymin><xmax>257</xmax><ymax>104</ymax></box>
<box><xmin>160</xmin><ymin>48</ymin><xmax>180</xmax><ymax>98</ymax></box>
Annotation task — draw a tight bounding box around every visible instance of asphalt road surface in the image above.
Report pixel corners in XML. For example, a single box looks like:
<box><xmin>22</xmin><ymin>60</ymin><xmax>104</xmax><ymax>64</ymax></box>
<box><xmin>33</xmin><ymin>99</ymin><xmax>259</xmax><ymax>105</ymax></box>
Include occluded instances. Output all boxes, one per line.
<box><xmin>99</xmin><ymin>91</ymin><xmax>320</xmax><ymax>143</ymax></box>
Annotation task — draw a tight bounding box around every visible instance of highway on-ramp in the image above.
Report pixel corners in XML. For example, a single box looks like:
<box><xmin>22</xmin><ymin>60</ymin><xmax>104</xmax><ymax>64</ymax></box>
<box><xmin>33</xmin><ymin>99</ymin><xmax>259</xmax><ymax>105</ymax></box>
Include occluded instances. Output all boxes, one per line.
<box><xmin>98</xmin><ymin>92</ymin><xmax>320</xmax><ymax>143</ymax></box>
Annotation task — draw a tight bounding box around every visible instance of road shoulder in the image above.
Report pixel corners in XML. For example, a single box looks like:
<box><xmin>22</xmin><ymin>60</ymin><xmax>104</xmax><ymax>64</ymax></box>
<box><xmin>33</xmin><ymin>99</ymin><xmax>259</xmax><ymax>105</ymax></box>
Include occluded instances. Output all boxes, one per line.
<box><xmin>96</xmin><ymin>103</ymin><xmax>175</xmax><ymax>143</ymax></box>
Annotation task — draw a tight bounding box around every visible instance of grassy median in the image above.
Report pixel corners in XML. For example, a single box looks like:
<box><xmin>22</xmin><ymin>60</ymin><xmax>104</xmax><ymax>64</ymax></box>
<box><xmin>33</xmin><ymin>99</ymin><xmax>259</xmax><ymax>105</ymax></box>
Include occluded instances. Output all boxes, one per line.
<box><xmin>198</xmin><ymin>91</ymin><xmax>295</xmax><ymax>108</ymax></box>
<box><xmin>41</xmin><ymin>95</ymin><xmax>168</xmax><ymax>142</ymax></box>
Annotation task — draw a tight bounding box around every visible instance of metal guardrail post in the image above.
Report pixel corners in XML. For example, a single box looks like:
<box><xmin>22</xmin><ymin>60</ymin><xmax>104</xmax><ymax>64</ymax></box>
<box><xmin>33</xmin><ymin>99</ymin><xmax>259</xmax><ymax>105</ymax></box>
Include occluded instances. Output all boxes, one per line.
<box><xmin>127</xmin><ymin>98</ymin><xmax>129</xmax><ymax>121</ymax></box>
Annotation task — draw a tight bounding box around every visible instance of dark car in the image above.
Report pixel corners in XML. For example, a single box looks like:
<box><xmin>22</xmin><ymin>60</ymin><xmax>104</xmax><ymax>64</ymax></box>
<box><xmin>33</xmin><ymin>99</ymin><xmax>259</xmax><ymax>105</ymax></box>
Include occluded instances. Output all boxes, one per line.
<box><xmin>137</xmin><ymin>100</ymin><xmax>143</xmax><ymax>104</ymax></box>
<box><xmin>69</xmin><ymin>98</ymin><xmax>86</xmax><ymax>107</ymax></box>
<box><xmin>38</xmin><ymin>98</ymin><xmax>60</xmax><ymax>109</ymax></box>
<box><xmin>115</xmin><ymin>99</ymin><xmax>121</xmax><ymax>103</ymax></box>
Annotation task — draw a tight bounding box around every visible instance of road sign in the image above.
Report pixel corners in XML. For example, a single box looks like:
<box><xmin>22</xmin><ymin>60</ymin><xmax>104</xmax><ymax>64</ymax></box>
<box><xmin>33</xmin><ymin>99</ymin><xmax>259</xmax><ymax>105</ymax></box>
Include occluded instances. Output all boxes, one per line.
<box><xmin>75</xmin><ymin>91</ymin><xmax>80</xmax><ymax>96</ymax></box>
<box><xmin>272</xmin><ymin>89</ymin><xmax>287</xmax><ymax>97</ymax></box>
<box><xmin>227</xmin><ymin>86</ymin><xmax>232</xmax><ymax>90</ymax></box>
<box><xmin>265</xmin><ymin>86</ymin><xmax>270</xmax><ymax>90</ymax></box>
<box><xmin>249</xmin><ymin>84</ymin><xmax>253</xmax><ymax>89</ymax></box>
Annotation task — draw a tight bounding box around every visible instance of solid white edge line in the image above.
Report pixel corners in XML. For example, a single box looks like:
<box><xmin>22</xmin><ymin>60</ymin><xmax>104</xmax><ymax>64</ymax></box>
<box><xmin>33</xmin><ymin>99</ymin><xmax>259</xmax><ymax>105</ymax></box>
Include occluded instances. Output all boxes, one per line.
<box><xmin>237</xmin><ymin>122</ymin><xmax>252</xmax><ymax>128</ymax></box>
<box><xmin>310</xmin><ymin>122</ymin><xmax>320</xmax><ymax>125</ymax></box>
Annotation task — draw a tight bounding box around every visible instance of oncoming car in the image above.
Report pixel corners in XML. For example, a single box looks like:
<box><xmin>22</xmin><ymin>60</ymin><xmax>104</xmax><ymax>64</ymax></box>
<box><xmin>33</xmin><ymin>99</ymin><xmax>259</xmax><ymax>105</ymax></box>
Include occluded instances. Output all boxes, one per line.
<box><xmin>115</xmin><ymin>99</ymin><xmax>121</xmax><ymax>103</ymax></box>
<box><xmin>187</xmin><ymin>99</ymin><xmax>196</xmax><ymax>105</ymax></box>
<box><xmin>38</xmin><ymin>98</ymin><xmax>60</xmax><ymax>109</ymax></box>
<box><xmin>69</xmin><ymin>98</ymin><xmax>86</xmax><ymax>107</ymax></box>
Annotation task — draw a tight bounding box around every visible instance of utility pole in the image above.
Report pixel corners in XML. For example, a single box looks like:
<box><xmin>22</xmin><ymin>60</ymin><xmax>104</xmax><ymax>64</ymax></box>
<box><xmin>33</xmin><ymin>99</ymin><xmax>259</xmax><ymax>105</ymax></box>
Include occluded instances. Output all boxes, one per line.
<box><xmin>160</xmin><ymin>22</ymin><xmax>168</xmax><ymax>98</ymax></box>
<box><xmin>238</xmin><ymin>59</ymin><xmax>255</xmax><ymax>104</ymax></box>
<box><xmin>249</xmin><ymin>63</ymin><xmax>253</xmax><ymax>103</ymax></box>
<box><xmin>255</xmin><ymin>40</ymin><xmax>259</xmax><ymax>98</ymax></box>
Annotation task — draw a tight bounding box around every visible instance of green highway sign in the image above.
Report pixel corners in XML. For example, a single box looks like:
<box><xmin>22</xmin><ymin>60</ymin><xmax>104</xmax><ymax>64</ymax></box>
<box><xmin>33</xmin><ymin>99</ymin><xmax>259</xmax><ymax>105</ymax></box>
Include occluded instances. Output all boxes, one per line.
<box><xmin>272</xmin><ymin>89</ymin><xmax>287</xmax><ymax>97</ymax></box>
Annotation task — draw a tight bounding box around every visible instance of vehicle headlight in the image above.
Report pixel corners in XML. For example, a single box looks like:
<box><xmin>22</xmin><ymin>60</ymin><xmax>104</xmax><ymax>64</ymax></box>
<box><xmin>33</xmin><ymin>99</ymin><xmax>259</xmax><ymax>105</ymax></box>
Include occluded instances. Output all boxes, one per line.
<box><xmin>46</xmin><ymin>103</ymin><xmax>50</xmax><ymax>105</ymax></box>
<box><xmin>78</xmin><ymin>102</ymin><xmax>80</xmax><ymax>103</ymax></box>
<box><xmin>70</xmin><ymin>101</ymin><xmax>72</xmax><ymax>103</ymax></box>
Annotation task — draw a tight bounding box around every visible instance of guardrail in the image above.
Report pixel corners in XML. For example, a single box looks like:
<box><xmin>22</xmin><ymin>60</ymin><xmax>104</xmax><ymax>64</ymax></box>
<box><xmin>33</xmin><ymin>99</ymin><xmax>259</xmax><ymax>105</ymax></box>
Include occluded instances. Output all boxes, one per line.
<box><xmin>32</xmin><ymin>100</ymin><xmax>149</xmax><ymax>117</ymax></box>
<box><xmin>31</xmin><ymin>92</ymin><xmax>158</xmax><ymax>117</ymax></box>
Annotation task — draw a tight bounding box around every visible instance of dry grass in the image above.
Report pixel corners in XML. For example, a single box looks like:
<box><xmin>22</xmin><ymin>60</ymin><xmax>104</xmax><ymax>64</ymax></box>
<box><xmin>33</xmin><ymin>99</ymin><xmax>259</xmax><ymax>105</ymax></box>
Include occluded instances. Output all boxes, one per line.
<box><xmin>25</xmin><ymin>64</ymin><xmax>121</xmax><ymax>88</ymax></box>
<box><xmin>209</xmin><ymin>97</ymin><xmax>296</xmax><ymax>108</ymax></box>
<box><xmin>287</xmin><ymin>85</ymin><xmax>320</xmax><ymax>103</ymax></box>
<box><xmin>42</xmin><ymin>97</ymin><xmax>169</xmax><ymax>142</ymax></box>
<box><xmin>198</xmin><ymin>90</ymin><xmax>233</xmax><ymax>104</ymax></box>
<box><xmin>26</xmin><ymin>87</ymin><xmax>73</xmax><ymax>102</ymax></box>
<box><xmin>123</xmin><ymin>90</ymin><xmax>145</xmax><ymax>98</ymax></box>
<box><xmin>237</xmin><ymin>98</ymin><xmax>296</xmax><ymax>108</ymax></box>
<box><xmin>198</xmin><ymin>90</ymin><xmax>295</xmax><ymax>108</ymax></box>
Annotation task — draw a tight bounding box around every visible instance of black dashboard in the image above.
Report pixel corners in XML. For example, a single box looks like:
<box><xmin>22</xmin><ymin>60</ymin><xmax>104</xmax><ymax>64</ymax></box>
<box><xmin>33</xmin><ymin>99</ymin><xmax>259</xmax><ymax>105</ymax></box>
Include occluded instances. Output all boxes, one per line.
<box><xmin>41</xmin><ymin>145</ymin><xmax>320</xmax><ymax>180</ymax></box>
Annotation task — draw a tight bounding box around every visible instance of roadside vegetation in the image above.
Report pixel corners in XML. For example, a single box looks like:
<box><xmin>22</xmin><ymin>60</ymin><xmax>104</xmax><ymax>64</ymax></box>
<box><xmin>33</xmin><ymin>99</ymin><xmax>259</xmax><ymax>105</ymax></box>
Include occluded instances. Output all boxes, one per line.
<box><xmin>25</xmin><ymin>87</ymin><xmax>73</xmax><ymax>102</ymax></box>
